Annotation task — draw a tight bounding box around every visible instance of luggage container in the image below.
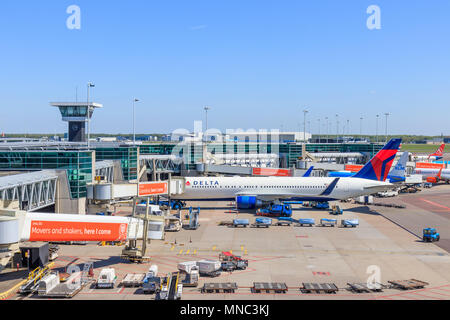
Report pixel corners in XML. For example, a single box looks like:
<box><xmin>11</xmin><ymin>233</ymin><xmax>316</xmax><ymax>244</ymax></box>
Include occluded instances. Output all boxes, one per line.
<box><xmin>38</xmin><ymin>272</ymin><xmax>60</xmax><ymax>296</ymax></box>
<box><xmin>320</xmin><ymin>218</ymin><xmax>337</xmax><ymax>227</ymax></box>
<box><xmin>177</xmin><ymin>261</ymin><xmax>198</xmax><ymax>274</ymax></box>
<box><xmin>196</xmin><ymin>260</ymin><xmax>221</xmax><ymax>277</ymax></box>
<box><xmin>297</xmin><ymin>218</ymin><xmax>315</xmax><ymax>227</ymax></box>
<box><xmin>233</xmin><ymin>219</ymin><xmax>249</xmax><ymax>228</ymax></box>
<box><xmin>252</xmin><ymin>218</ymin><xmax>272</xmax><ymax>228</ymax></box>
<box><xmin>96</xmin><ymin>268</ymin><xmax>117</xmax><ymax>289</ymax></box>
<box><xmin>341</xmin><ymin>219</ymin><xmax>359</xmax><ymax>228</ymax></box>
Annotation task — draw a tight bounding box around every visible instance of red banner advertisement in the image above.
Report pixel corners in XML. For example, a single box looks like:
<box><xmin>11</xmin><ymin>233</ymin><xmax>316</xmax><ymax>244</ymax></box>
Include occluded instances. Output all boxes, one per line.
<box><xmin>252</xmin><ymin>168</ymin><xmax>292</xmax><ymax>177</ymax></box>
<box><xmin>345</xmin><ymin>164</ymin><xmax>364</xmax><ymax>172</ymax></box>
<box><xmin>138</xmin><ymin>182</ymin><xmax>168</xmax><ymax>196</ymax></box>
<box><xmin>416</xmin><ymin>162</ymin><xmax>444</xmax><ymax>169</ymax></box>
<box><xmin>29</xmin><ymin>220</ymin><xmax>128</xmax><ymax>242</ymax></box>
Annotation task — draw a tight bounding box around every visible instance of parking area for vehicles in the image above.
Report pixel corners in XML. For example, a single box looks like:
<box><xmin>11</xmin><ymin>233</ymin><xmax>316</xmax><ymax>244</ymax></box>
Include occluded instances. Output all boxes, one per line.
<box><xmin>12</xmin><ymin>185</ymin><xmax>450</xmax><ymax>300</ymax></box>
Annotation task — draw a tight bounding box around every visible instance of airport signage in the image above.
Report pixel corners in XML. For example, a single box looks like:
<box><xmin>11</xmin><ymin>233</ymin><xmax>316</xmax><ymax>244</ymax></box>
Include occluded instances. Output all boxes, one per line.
<box><xmin>29</xmin><ymin>220</ymin><xmax>128</xmax><ymax>242</ymax></box>
<box><xmin>252</xmin><ymin>168</ymin><xmax>292</xmax><ymax>177</ymax></box>
<box><xmin>138</xmin><ymin>182</ymin><xmax>168</xmax><ymax>196</ymax></box>
<box><xmin>416</xmin><ymin>162</ymin><xmax>444</xmax><ymax>169</ymax></box>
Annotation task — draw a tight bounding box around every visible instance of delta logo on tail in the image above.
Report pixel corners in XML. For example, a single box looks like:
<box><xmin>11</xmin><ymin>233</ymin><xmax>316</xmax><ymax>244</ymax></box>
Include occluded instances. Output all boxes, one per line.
<box><xmin>353</xmin><ymin>139</ymin><xmax>402</xmax><ymax>181</ymax></box>
<box><xmin>429</xmin><ymin>143</ymin><xmax>446</xmax><ymax>159</ymax></box>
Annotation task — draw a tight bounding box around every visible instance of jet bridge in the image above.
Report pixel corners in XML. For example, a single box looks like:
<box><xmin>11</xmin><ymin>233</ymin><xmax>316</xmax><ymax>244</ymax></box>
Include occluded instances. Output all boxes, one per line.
<box><xmin>0</xmin><ymin>171</ymin><xmax>58</xmax><ymax>211</ymax></box>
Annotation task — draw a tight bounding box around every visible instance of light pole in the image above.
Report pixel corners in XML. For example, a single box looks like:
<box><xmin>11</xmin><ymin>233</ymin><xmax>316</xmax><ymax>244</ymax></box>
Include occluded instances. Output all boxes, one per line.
<box><xmin>335</xmin><ymin>114</ymin><xmax>339</xmax><ymax>141</ymax></box>
<box><xmin>325</xmin><ymin>117</ymin><xmax>329</xmax><ymax>143</ymax></box>
<box><xmin>303</xmin><ymin>109</ymin><xmax>308</xmax><ymax>142</ymax></box>
<box><xmin>376</xmin><ymin>114</ymin><xmax>379</xmax><ymax>143</ymax></box>
<box><xmin>204</xmin><ymin>106</ymin><xmax>211</xmax><ymax>141</ymax></box>
<box><xmin>87</xmin><ymin>82</ymin><xmax>95</xmax><ymax>148</ymax></box>
<box><xmin>360</xmin><ymin>117</ymin><xmax>363</xmax><ymax>136</ymax></box>
<box><xmin>318</xmin><ymin>119</ymin><xmax>321</xmax><ymax>143</ymax></box>
<box><xmin>133</xmin><ymin>98</ymin><xmax>140</xmax><ymax>144</ymax></box>
<box><xmin>347</xmin><ymin>119</ymin><xmax>350</xmax><ymax>135</ymax></box>
<box><xmin>384</xmin><ymin>113</ymin><xmax>390</xmax><ymax>142</ymax></box>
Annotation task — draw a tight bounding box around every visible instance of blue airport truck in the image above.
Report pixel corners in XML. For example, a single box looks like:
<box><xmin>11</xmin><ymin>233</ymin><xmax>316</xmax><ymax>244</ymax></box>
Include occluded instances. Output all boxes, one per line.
<box><xmin>423</xmin><ymin>228</ymin><xmax>440</xmax><ymax>242</ymax></box>
<box><xmin>256</xmin><ymin>204</ymin><xmax>292</xmax><ymax>217</ymax></box>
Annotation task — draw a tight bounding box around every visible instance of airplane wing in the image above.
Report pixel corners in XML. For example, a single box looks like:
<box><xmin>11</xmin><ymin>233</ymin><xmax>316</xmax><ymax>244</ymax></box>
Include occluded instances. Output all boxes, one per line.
<box><xmin>363</xmin><ymin>185</ymin><xmax>394</xmax><ymax>192</ymax></box>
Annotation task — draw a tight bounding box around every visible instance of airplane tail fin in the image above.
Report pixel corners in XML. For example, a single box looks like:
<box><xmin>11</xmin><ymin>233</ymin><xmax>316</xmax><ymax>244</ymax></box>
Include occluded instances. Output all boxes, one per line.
<box><xmin>353</xmin><ymin>138</ymin><xmax>402</xmax><ymax>181</ymax></box>
<box><xmin>303</xmin><ymin>166</ymin><xmax>314</xmax><ymax>177</ymax></box>
<box><xmin>429</xmin><ymin>143</ymin><xmax>445</xmax><ymax>158</ymax></box>
<box><xmin>388</xmin><ymin>151</ymin><xmax>409</xmax><ymax>179</ymax></box>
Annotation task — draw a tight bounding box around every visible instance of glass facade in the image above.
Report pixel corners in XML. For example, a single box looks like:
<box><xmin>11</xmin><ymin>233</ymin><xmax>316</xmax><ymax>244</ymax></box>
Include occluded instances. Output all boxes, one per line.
<box><xmin>140</xmin><ymin>142</ymin><xmax>384</xmax><ymax>168</ymax></box>
<box><xmin>0</xmin><ymin>151</ymin><xmax>93</xmax><ymax>199</ymax></box>
<box><xmin>95</xmin><ymin>147</ymin><xmax>138</xmax><ymax>180</ymax></box>
<box><xmin>58</xmin><ymin>106</ymin><xmax>88</xmax><ymax>117</ymax></box>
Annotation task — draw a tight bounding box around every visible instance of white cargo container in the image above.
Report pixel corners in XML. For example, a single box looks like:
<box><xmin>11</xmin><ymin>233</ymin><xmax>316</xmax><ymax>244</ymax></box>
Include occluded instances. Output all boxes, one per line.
<box><xmin>147</xmin><ymin>265</ymin><xmax>158</xmax><ymax>278</ymax></box>
<box><xmin>178</xmin><ymin>261</ymin><xmax>198</xmax><ymax>274</ymax></box>
<box><xmin>38</xmin><ymin>272</ymin><xmax>60</xmax><ymax>296</ymax></box>
<box><xmin>196</xmin><ymin>260</ymin><xmax>221</xmax><ymax>276</ymax></box>
<box><xmin>136</xmin><ymin>204</ymin><xmax>163</xmax><ymax>216</ymax></box>
<box><xmin>96</xmin><ymin>268</ymin><xmax>117</xmax><ymax>289</ymax></box>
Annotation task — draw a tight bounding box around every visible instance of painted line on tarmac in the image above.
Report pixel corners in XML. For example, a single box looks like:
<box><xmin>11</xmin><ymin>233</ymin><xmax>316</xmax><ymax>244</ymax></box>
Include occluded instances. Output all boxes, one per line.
<box><xmin>420</xmin><ymin>198</ymin><xmax>450</xmax><ymax>211</ymax></box>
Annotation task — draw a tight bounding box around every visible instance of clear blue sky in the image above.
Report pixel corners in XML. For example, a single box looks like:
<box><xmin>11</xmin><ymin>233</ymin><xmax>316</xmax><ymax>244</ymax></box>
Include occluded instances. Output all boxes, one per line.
<box><xmin>1</xmin><ymin>1</ymin><xmax>449</xmax><ymax>136</ymax></box>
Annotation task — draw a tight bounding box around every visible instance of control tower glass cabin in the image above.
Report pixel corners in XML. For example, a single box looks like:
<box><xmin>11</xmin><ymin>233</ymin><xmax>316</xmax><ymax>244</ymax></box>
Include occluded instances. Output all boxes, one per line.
<box><xmin>50</xmin><ymin>102</ymin><xmax>103</xmax><ymax>142</ymax></box>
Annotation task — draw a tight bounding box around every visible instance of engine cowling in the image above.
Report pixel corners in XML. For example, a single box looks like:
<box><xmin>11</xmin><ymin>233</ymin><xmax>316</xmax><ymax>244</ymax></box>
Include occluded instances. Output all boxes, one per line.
<box><xmin>236</xmin><ymin>196</ymin><xmax>262</xmax><ymax>209</ymax></box>
<box><xmin>426</xmin><ymin>177</ymin><xmax>438</xmax><ymax>183</ymax></box>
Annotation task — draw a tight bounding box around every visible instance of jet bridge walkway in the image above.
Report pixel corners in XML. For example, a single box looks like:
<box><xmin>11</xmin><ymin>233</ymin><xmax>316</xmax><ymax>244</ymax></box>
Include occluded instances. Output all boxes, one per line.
<box><xmin>0</xmin><ymin>170</ymin><xmax>58</xmax><ymax>211</ymax></box>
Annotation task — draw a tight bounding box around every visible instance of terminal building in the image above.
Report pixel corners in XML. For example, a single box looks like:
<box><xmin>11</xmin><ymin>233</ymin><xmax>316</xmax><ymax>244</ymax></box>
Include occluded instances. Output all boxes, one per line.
<box><xmin>0</xmin><ymin>100</ymin><xmax>384</xmax><ymax>214</ymax></box>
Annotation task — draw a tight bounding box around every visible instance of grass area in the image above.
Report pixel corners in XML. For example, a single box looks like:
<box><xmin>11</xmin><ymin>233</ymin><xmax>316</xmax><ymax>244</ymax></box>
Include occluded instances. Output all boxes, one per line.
<box><xmin>401</xmin><ymin>144</ymin><xmax>445</xmax><ymax>153</ymax></box>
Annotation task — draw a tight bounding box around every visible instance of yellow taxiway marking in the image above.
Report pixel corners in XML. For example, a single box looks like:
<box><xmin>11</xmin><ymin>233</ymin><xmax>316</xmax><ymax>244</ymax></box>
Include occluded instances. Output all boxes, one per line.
<box><xmin>212</xmin><ymin>246</ymin><xmax>217</xmax><ymax>251</ymax></box>
<box><xmin>244</xmin><ymin>249</ymin><xmax>248</xmax><ymax>255</ymax></box>
<box><xmin>193</xmin><ymin>250</ymin><xmax>197</xmax><ymax>255</ymax></box>
<box><xmin>186</xmin><ymin>249</ymin><xmax>190</xmax><ymax>255</ymax></box>
<box><xmin>178</xmin><ymin>249</ymin><xmax>183</xmax><ymax>255</ymax></box>
<box><xmin>170</xmin><ymin>245</ymin><xmax>175</xmax><ymax>251</ymax></box>
<box><xmin>241</xmin><ymin>245</ymin><xmax>244</xmax><ymax>251</ymax></box>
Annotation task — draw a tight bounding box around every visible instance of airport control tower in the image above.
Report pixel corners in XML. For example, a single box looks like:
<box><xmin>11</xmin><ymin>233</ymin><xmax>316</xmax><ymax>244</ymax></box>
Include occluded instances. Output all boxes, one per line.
<box><xmin>50</xmin><ymin>102</ymin><xmax>103</xmax><ymax>142</ymax></box>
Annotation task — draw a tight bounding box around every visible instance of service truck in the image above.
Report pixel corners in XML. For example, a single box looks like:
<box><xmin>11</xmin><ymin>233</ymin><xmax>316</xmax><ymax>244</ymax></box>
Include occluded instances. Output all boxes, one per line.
<box><xmin>256</xmin><ymin>204</ymin><xmax>292</xmax><ymax>217</ymax></box>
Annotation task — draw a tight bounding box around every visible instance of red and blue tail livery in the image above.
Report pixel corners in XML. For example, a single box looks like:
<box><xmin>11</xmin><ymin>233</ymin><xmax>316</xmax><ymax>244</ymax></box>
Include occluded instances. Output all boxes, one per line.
<box><xmin>353</xmin><ymin>138</ymin><xmax>402</xmax><ymax>181</ymax></box>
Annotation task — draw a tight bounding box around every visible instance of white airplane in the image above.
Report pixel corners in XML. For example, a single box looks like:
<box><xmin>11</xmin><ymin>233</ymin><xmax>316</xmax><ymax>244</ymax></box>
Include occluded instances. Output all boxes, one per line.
<box><xmin>173</xmin><ymin>139</ymin><xmax>402</xmax><ymax>209</ymax></box>
<box><xmin>414</xmin><ymin>167</ymin><xmax>450</xmax><ymax>183</ymax></box>
<box><xmin>412</xmin><ymin>143</ymin><xmax>446</xmax><ymax>161</ymax></box>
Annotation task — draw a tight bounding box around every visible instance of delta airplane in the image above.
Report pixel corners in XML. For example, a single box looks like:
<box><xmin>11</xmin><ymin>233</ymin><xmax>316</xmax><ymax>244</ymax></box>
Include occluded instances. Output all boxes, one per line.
<box><xmin>329</xmin><ymin>151</ymin><xmax>408</xmax><ymax>183</ymax></box>
<box><xmin>173</xmin><ymin>139</ymin><xmax>402</xmax><ymax>208</ymax></box>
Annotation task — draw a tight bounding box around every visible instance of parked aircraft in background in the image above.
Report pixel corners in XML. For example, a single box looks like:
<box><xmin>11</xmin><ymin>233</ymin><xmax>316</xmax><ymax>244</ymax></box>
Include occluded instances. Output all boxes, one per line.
<box><xmin>412</xmin><ymin>143</ymin><xmax>446</xmax><ymax>161</ymax></box>
<box><xmin>329</xmin><ymin>151</ymin><xmax>408</xmax><ymax>183</ymax></box>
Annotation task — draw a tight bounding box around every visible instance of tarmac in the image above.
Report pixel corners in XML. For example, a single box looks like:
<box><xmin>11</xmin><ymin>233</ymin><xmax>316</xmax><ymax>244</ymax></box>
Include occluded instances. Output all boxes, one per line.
<box><xmin>8</xmin><ymin>185</ymin><xmax>450</xmax><ymax>300</ymax></box>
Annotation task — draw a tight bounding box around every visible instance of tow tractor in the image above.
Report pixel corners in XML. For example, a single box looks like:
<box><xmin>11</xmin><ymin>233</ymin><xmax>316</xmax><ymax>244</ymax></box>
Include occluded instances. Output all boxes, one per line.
<box><xmin>256</xmin><ymin>203</ymin><xmax>292</xmax><ymax>217</ymax></box>
<box><xmin>423</xmin><ymin>228</ymin><xmax>440</xmax><ymax>242</ymax></box>
<box><xmin>330</xmin><ymin>205</ymin><xmax>343</xmax><ymax>215</ymax></box>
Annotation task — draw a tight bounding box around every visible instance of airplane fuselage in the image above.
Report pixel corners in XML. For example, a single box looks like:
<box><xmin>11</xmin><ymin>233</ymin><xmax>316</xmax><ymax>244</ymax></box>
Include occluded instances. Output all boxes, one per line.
<box><xmin>172</xmin><ymin>176</ymin><xmax>393</xmax><ymax>202</ymax></box>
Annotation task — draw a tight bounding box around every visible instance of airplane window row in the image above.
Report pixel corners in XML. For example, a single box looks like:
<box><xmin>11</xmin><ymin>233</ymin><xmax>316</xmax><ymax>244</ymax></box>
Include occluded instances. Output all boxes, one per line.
<box><xmin>191</xmin><ymin>185</ymin><xmax>327</xmax><ymax>189</ymax></box>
